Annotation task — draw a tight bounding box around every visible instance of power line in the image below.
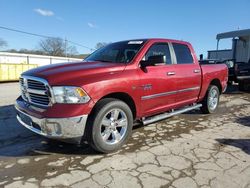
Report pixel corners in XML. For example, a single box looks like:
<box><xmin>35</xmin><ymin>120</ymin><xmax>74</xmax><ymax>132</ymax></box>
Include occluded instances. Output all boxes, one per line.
<box><xmin>67</xmin><ymin>39</ymin><xmax>94</xmax><ymax>51</ymax></box>
<box><xmin>0</xmin><ymin>25</ymin><xmax>93</xmax><ymax>50</ymax></box>
<box><xmin>0</xmin><ymin>26</ymin><xmax>54</xmax><ymax>39</ymax></box>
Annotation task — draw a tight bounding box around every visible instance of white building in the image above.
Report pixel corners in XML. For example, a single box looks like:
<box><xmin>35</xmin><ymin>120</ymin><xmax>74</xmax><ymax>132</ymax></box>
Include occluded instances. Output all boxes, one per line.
<box><xmin>0</xmin><ymin>52</ymin><xmax>82</xmax><ymax>66</ymax></box>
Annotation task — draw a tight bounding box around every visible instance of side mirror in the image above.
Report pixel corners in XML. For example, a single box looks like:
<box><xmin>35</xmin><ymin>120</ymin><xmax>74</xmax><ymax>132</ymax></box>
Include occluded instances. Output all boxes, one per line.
<box><xmin>140</xmin><ymin>55</ymin><xmax>166</xmax><ymax>68</ymax></box>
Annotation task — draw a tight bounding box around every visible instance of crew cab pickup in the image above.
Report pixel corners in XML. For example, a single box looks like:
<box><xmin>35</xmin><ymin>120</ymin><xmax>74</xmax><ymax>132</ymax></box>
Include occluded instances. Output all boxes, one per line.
<box><xmin>15</xmin><ymin>39</ymin><xmax>228</xmax><ymax>153</ymax></box>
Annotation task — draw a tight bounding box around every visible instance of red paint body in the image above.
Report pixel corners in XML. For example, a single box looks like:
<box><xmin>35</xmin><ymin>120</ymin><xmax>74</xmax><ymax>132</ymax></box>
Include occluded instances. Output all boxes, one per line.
<box><xmin>21</xmin><ymin>39</ymin><xmax>228</xmax><ymax>119</ymax></box>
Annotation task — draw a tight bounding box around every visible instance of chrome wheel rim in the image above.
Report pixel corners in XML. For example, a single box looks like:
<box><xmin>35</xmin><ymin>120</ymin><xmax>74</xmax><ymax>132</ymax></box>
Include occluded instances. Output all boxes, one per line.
<box><xmin>208</xmin><ymin>88</ymin><xmax>218</xmax><ymax>110</ymax></box>
<box><xmin>100</xmin><ymin>108</ymin><xmax>128</xmax><ymax>145</ymax></box>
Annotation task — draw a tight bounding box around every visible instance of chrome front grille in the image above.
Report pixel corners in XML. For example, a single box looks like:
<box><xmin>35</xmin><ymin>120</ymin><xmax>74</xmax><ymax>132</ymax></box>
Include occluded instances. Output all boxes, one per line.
<box><xmin>29</xmin><ymin>93</ymin><xmax>50</xmax><ymax>105</ymax></box>
<box><xmin>19</xmin><ymin>76</ymin><xmax>51</xmax><ymax>107</ymax></box>
<box><xmin>20</xmin><ymin>77</ymin><xmax>28</xmax><ymax>101</ymax></box>
<box><xmin>27</xmin><ymin>79</ymin><xmax>46</xmax><ymax>90</ymax></box>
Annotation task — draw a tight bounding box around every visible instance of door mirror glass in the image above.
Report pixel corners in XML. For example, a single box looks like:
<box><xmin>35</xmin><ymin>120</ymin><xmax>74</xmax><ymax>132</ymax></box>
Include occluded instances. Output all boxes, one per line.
<box><xmin>140</xmin><ymin>55</ymin><xmax>166</xmax><ymax>68</ymax></box>
<box><xmin>148</xmin><ymin>55</ymin><xmax>166</xmax><ymax>64</ymax></box>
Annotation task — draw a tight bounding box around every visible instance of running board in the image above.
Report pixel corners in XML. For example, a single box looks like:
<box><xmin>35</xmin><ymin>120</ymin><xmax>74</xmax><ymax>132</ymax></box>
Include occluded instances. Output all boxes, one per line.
<box><xmin>142</xmin><ymin>104</ymin><xmax>202</xmax><ymax>125</ymax></box>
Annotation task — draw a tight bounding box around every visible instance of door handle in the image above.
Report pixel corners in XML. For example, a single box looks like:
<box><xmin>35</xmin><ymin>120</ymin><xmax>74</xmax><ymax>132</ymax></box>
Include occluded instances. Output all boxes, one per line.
<box><xmin>167</xmin><ymin>72</ymin><xmax>176</xmax><ymax>76</ymax></box>
<box><xmin>193</xmin><ymin>69</ymin><xmax>200</xmax><ymax>73</ymax></box>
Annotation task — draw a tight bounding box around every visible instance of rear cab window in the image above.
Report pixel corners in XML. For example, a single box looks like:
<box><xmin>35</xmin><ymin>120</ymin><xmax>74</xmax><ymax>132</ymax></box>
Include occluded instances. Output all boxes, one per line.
<box><xmin>172</xmin><ymin>43</ymin><xmax>193</xmax><ymax>64</ymax></box>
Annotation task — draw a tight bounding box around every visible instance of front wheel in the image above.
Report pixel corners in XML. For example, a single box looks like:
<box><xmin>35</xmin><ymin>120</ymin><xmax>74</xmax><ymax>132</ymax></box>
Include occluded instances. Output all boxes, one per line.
<box><xmin>201</xmin><ymin>85</ymin><xmax>220</xmax><ymax>114</ymax></box>
<box><xmin>86</xmin><ymin>98</ymin><xmax>133</xmax><ymax>153</ymax></box>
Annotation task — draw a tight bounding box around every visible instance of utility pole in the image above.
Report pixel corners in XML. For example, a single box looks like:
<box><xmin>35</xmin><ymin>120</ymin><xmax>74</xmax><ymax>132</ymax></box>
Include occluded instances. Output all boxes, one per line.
<box><xmin>65</xmin><ymin>37</ymin><xmax>67</xmax><ymax>58</ymax></box>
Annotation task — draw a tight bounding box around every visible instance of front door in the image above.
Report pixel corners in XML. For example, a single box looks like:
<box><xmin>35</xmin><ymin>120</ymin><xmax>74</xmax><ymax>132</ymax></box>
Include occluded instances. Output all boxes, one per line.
<box><xmin>138</xmin><ymin>42</ymin><xmax>177</xmax><ymax>117</ymax></box>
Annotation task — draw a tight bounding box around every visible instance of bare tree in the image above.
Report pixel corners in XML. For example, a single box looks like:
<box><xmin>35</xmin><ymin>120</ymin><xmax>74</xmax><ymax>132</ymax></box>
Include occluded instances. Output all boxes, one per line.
<box><xmin>39</xmin><ymin>37</ymin><xmax>78</xmax><ymax>57</ymax></box>
<box><xmin>66</xmin><ymin>45</ymin><xmax>78</xmax><ymax>57</ymax></box>
<box><xmin>95</xmin><ymin>42</ymin><xmax>108</xmax><ymax>49</ymax></box>
<box><xmin>39</xmin><ymin>38</ymin><xmax>65</xmax><ymax>56</ymax></box>
<box><xmin>0</xmin><ymin>38</ymin><xmax>8</xmax><ymax>49</ymax></box>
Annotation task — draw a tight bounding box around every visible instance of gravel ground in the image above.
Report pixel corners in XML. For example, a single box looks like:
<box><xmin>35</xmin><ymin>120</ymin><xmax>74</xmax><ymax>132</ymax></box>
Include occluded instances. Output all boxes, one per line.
<box><xmin>0</xmin><ymin>82</ymin><xmax>250</xmax><ymax>188</ymax></box>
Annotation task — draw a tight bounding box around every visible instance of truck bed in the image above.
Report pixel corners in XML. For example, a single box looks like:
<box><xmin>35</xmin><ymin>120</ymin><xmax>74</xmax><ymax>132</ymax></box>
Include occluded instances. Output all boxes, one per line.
<box><xmin>199</xmin><ymin>63</ymin><xmax>228</xmax><ymax>101</ymax></box>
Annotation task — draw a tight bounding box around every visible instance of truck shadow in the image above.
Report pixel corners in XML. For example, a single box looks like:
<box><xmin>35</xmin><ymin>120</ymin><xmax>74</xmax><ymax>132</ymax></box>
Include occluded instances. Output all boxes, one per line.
<box><xmin>216</xmin><ymin>138</ymin><xmax>250</xmax><ymax>155</ymax></box>
<box><xmin>235</xmin><ymin>116</ymin><xmax>250</xmax><ymax>127</ymax></box>
<box><xmin>215</xmin><ymin>116</ymin><xmax>250</xmax><ymax>155</ymax></box>
<box><xmin>0</xmin><ymin>104</ymin><xmax>159</xmax><ymax>157</ymax></box>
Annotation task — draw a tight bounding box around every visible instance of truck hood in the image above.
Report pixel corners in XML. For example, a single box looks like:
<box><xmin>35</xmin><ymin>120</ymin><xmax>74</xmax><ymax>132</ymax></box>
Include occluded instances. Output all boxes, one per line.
<box><xmin>23</xmin><ymin>61</ymin><xmax>126</xmax><ymax>85</ymax></box>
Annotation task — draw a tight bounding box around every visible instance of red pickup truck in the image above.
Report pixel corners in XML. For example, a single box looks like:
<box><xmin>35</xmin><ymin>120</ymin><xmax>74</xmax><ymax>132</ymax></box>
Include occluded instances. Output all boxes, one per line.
<box><xmin>15</xmin><ymin>39</ymin><xmax>228</xmax><ymax>153</ymax></box>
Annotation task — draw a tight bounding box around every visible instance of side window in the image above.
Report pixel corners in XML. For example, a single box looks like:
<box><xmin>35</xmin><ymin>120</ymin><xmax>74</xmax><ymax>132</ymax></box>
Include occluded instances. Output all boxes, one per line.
<box><xmin>172</xmin><ymin>43</ymin><xmax>193</xmax><ymax>64</ymax></box>
<box><xmin>144</xmin><ymin>43</ymin><xmax>172</xmax><ymax>65</ymax></box>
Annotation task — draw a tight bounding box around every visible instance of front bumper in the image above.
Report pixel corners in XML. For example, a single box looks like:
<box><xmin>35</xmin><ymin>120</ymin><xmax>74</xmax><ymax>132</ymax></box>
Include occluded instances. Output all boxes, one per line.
<box><xmin>15</xmin><ymin>105</ymin><xmax>88</xmax><ymax>144</ymax></box>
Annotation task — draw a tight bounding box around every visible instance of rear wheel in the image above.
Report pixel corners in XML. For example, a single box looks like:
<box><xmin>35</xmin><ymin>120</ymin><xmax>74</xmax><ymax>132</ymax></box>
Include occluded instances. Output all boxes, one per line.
<box><xmin>86</xmin><ymin>98</ymin><xmax>133</xmax><ymax>153</ymax></box>
<box><xmin>201</xmin><ymin>85</ymin><xmax>220</xmax><ymax>114</ymax></box>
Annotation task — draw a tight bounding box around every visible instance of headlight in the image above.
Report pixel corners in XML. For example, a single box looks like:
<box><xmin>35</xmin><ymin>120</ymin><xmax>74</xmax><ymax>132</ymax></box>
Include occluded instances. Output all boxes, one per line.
<box><xmin>52</xmin><ymin>86</ymin><xmax>90</xmax><ymax>104</ymax></box>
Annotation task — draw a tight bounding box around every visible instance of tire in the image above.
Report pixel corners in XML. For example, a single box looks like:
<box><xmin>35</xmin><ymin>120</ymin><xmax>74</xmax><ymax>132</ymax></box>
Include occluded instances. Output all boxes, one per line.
<box><xmin>201</xmin><ymin>85</ymin><xmax>220</xmax><ymax>114</ymax></box>
<box><xmin>86</xmin><ymin>98</ymin><xmax>133</xmax><ymax>153</ymax></box>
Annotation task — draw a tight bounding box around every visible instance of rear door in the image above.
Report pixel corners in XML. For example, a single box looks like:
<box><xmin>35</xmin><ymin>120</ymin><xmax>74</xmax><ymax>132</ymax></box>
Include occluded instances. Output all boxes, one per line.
<box><xmin>171</xmin><ymin>43</ymin><xmax>202</xmax><ymax>105</ymax></box>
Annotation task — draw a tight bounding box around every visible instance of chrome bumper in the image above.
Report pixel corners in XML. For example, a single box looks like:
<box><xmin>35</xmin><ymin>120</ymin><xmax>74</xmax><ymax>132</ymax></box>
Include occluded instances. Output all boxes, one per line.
<box><xmin>15</xmin><ymin>106</ymin><xmax>88</xmax><ymax>144</ymax></box>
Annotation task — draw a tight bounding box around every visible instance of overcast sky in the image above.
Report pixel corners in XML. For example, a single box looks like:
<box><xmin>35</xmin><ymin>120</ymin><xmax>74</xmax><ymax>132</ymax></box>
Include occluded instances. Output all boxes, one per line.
<box><xmin>0</xmin><ymin>0</ymin><xmax>250</xmax><ymax>56</ymax></box>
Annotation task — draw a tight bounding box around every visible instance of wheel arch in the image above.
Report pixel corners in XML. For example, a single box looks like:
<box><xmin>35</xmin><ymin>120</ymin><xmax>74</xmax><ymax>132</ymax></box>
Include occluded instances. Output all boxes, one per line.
<box><xmin>210</xmin><ymin>79</ymin><xmax>222</xmax><ymax>93</ymax></box>
<box><xmin>90</xmin><ymin>92</ymin><xmax>137</xmax><ymax>120</ymax></box>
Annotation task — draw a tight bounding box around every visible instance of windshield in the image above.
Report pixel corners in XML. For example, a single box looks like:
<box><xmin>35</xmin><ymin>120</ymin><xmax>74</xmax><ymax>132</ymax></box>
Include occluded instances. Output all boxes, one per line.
<box><xmin>84</xmin><ymin>40</ymin><xmax>146</xmax><ymax>63</ymax></box>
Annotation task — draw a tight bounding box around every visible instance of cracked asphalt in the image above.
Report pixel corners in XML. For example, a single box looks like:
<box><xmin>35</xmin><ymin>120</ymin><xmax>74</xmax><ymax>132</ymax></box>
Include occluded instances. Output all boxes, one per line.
<box><xmin>0</xmin><ymin>82</ymin><xmax>250</xmax><ymax>188</ymax></box>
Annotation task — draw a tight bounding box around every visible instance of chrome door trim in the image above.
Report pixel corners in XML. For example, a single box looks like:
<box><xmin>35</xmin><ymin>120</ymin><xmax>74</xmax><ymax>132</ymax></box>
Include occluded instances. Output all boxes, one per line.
<box><xmin>141</xmin><ymin>86</ymin><xmax>200</xmax><ymax>100</ymax></box>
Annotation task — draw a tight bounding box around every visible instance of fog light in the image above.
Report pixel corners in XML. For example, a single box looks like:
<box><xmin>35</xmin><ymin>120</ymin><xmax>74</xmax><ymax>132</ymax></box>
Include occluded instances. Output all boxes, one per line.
<box><xmin>45</xmin><ymin>122</ymin><xmax>62</xmax><ymax>135</ymax></box>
